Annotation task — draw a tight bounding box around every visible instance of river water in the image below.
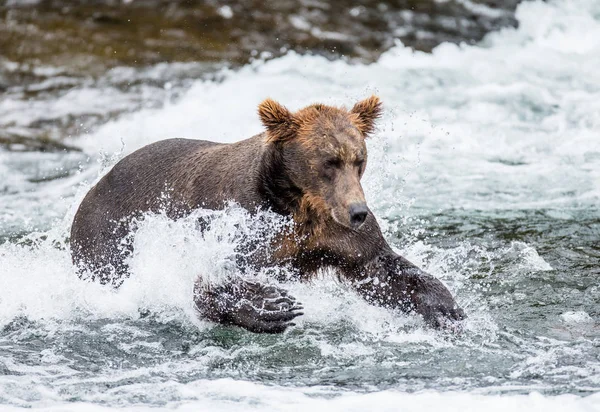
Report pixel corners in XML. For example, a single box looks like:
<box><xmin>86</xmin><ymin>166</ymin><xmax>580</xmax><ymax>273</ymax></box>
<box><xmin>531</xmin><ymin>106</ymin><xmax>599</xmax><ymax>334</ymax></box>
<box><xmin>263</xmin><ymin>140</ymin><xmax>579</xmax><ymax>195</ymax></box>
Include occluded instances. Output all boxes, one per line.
<box><xmin>0</xmin><ymin>0</ymin><xmax>599</xmax><ymax>410</ymax></box>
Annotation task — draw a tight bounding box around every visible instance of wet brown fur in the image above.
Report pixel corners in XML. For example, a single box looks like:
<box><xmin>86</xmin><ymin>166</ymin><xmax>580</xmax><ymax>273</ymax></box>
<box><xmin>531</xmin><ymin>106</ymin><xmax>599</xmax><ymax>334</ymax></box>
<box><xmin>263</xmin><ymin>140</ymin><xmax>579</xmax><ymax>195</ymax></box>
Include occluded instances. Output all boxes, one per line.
<box><xmin>71</xmin><ymin>96</ymin><xmax>464</xmax><ymax>329</ymax></box>
<box><xmin>257</xmin><ymin>97</ymin><xmax>379</xmax><ymax>236</ymax></box>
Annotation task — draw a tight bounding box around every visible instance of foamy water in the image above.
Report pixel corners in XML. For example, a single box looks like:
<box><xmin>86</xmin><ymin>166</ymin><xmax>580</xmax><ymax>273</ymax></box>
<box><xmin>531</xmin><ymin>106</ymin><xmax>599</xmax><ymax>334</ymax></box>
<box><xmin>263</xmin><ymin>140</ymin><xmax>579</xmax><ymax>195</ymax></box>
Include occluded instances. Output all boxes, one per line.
<box><xmin>0</xmin><ymin>0</ymin><xmax>599</xmax><ymax>409</ymax></box>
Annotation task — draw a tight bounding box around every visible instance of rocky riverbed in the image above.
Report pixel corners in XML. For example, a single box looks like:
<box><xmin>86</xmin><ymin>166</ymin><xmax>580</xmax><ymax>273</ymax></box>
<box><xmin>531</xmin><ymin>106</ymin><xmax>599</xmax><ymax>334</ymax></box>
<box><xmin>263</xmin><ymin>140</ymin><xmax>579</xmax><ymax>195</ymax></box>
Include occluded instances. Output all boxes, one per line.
<box><xmin>1</xmin><ymin>0</ymin><xmax>522</xmax><ymax>150</ymax></box>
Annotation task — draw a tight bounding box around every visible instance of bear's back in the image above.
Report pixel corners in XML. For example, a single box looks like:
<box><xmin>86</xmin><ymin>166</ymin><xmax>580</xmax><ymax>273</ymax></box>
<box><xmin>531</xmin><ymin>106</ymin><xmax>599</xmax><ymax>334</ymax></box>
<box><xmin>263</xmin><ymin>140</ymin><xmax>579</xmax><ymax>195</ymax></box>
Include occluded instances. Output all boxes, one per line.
<box><xmin>93</xmin><ymin>138</ymin><xmax>223</xmax><ymax>217</ymax></box>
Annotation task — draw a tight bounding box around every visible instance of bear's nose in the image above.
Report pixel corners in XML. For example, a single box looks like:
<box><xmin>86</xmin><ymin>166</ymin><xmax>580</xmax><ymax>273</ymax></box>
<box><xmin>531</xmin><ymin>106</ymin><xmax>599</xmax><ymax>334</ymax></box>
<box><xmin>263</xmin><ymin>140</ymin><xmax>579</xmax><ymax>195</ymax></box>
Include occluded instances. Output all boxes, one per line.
<box><xmin>349</xmin><ymin>203</ymin><xmax>368</xmax><ymax>229</ymax></box>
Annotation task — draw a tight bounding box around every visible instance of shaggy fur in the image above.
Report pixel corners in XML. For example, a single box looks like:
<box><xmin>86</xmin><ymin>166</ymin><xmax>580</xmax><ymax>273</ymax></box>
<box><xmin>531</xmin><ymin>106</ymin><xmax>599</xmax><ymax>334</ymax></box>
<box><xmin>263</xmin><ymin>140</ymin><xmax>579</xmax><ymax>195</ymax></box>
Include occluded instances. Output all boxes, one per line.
<box><xmin>71</xmin><ymin>96</ymin><xmax>464</xmax><ymax>332</ymax></box>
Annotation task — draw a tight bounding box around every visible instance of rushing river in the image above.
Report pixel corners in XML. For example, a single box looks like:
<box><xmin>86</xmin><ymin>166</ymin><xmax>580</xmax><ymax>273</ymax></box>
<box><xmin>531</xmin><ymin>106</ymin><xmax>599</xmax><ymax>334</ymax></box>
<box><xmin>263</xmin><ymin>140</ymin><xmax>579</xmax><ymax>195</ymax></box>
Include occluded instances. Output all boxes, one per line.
<box><xmin>1</xmin><ymin>0</ymin><xmax>600</xmax><ymax>410</ymax></box>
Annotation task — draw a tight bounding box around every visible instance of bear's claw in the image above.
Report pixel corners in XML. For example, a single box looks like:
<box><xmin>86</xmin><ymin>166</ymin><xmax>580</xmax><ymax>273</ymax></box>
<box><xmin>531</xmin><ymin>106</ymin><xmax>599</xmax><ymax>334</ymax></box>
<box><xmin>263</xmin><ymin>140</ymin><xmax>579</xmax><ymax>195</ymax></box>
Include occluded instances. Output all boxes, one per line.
<box><xmin>194</xmin><ymin>279</ymin><xmax>303</xmax><ymax>334</ymax></box>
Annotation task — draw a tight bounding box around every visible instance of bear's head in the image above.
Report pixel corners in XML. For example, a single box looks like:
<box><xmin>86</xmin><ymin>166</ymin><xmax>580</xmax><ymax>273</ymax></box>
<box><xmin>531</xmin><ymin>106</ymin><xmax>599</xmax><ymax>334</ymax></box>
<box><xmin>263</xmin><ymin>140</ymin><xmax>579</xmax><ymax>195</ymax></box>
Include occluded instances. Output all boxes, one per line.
<box><xmin>258</xmin><ymin>96</ymin><xmax>382</xmax><ymax>231</ymax></box>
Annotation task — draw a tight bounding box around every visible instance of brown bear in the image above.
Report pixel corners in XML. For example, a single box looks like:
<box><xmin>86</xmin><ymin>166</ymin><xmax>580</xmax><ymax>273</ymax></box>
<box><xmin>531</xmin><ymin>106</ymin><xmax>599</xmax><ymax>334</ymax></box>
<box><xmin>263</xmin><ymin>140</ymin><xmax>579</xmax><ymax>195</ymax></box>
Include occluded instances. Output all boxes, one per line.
<box><xmin>71</xmin><ymin>96</ymin><xmax>464</xmax><ymax>333</ymax></box>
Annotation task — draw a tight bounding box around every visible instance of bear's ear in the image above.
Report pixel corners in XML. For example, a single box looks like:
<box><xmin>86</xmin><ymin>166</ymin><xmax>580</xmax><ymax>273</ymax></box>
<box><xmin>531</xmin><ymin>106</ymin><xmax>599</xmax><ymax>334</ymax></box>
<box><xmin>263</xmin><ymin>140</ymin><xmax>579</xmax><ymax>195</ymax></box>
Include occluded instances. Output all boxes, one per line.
<box><xmin>258</xmin><ymin>98</ymin><xmax>298</xmax><ymax>142</ymax></box>
<box><xmin>350</xmin><ymin>95</ymin><xmax>383</xmax><ymax>137</ymax></box>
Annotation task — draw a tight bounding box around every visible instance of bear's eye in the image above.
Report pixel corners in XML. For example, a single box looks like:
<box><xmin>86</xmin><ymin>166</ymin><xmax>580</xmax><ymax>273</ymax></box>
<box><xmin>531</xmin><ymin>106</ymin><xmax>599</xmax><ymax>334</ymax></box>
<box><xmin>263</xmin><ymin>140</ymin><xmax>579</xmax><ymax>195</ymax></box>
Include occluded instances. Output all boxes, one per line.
<box><xmin>325</xmin><ymin>158</ymin><xmax>342</xmax><ymax>169</ymax></box>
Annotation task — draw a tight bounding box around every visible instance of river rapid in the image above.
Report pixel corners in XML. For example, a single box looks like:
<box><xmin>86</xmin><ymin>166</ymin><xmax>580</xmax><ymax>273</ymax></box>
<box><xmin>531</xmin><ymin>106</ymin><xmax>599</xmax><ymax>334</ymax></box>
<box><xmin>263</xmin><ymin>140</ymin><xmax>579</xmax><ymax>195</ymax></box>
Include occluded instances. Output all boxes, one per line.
<box><xmin>0</xmin><ymin>0</ymin><xmax>599</xmax><ymax>410</ymax></box>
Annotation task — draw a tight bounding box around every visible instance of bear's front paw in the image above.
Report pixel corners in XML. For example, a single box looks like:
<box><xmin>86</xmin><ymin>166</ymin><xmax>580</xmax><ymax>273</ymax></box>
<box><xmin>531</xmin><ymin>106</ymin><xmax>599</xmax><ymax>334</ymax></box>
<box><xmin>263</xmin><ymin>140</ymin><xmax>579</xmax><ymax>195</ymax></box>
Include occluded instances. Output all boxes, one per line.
<box><xmin>195</xmin><ymin>280</ymin><xmax>303</xmax><ymax>334</ymax></box>
<box><xmin>232</xmin><ymin>282</ymin><xmax>304</xmax><ymax>333</ymax></box>
<box><xmin>410</xmin><ymin>275</ymin><xmax>465</xmax><ymax>329</ymax></box>
<box><xmin>358</xmin><ymin>254</ymin><xmax>465</xmax><ymax>330</ymax></box>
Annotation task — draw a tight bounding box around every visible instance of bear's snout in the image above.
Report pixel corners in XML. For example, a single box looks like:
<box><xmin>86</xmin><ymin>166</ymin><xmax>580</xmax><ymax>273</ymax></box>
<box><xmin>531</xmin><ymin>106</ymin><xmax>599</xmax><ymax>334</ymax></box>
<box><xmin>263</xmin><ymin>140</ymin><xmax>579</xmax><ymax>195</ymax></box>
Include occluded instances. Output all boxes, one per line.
<box><xmin>349</xmin><ymin>203</ymin><xmax>368</xmax><ymax>229</ymax></box>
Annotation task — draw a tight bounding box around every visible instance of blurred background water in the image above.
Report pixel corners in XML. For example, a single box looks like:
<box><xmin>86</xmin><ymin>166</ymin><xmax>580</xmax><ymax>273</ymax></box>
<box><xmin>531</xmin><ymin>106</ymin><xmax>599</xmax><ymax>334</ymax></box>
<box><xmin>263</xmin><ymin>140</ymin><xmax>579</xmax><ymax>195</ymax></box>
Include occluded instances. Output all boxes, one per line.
<box><xmin>0</xmin><ymin>0</ymin><xmax>599</xmax><ymax>410</ymax></box>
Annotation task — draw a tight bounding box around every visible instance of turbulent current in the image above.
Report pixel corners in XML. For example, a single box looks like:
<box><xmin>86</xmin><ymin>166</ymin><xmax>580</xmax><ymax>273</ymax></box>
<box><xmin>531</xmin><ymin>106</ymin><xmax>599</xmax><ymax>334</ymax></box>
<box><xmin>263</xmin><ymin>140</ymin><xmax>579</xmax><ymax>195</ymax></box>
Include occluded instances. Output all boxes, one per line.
<box><xmin>0</xmin><ymin>0</ymin><xmax>599</xmax><ymax>410</ymax></box>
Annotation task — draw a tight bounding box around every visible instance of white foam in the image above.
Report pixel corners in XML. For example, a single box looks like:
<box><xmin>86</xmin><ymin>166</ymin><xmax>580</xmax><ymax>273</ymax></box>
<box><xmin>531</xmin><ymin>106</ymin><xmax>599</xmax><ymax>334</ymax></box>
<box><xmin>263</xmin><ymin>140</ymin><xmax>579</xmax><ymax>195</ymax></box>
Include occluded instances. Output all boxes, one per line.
<box><xmin>0</xmin><ymin>206</ymin><xmax>292</xmax><ymax>328</ymax></box>
<box><xmin>560</xmin><ymin>311</ymin><xmax>593</xmax><ymax>324</ymax></box>
<box><xmin>69</xmin><ymin>0</ymin><xmax>600</xmax><ymax>214</ymax></box>
<box><xmin>0</xmin><ymin>380</ymin><xmax>598</xmax><ymax>412</ymax></box>
<box><xmin>503</xmin><ymin>241</ymin><xmax>553</xmax><ymax>272</ymax></box>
